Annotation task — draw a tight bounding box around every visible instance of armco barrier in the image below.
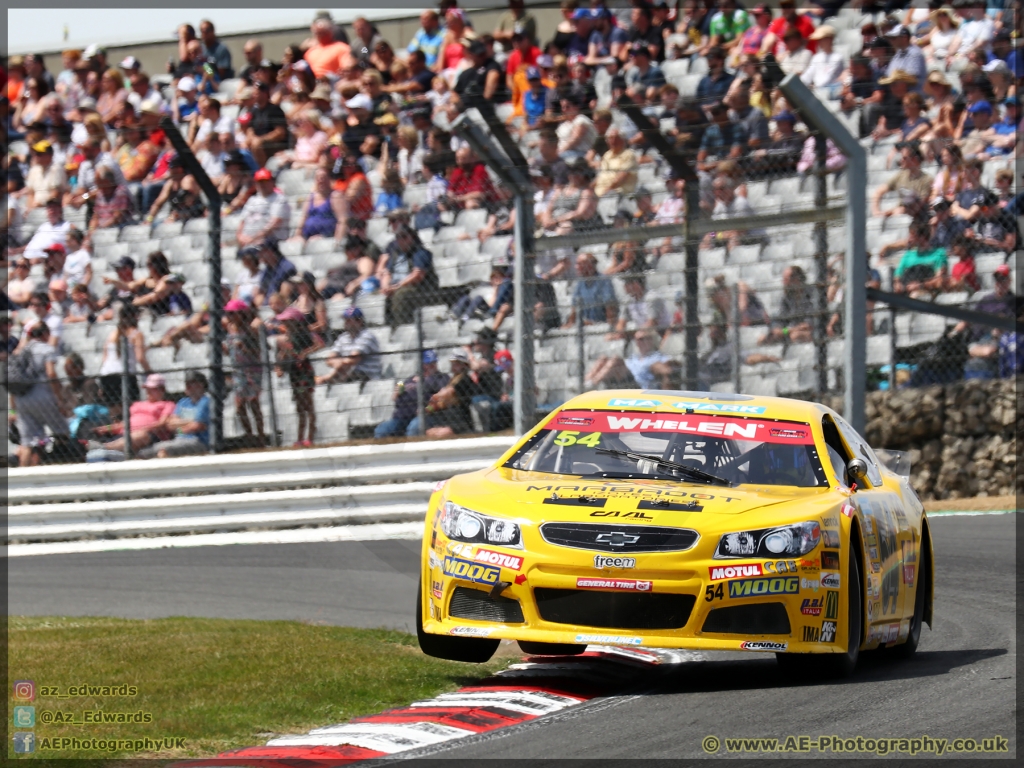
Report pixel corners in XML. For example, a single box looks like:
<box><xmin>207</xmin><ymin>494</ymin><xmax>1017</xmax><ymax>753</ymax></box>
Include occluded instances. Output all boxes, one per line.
<box><xmin>7</xmin><ymin>436</ymin><xmax>516</xmax><ymax>543</ymax></box>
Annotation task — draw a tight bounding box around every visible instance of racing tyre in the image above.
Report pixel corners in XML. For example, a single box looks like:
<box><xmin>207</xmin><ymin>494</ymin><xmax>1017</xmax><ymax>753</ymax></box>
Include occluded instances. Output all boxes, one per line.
<box><xmin>776</xmin><ymin>543</ymin><xmax>862</xmax><ymax>679</ymax></box>
<box><xmin>518</xmin><ymin>641</ymin><xmax>587</xmax><ymax>656</ymax></box>
<box><xmin>416</xmin><ymin>580</ymin><xmax>499</xmax><ymax>663</ymax></box>
<box><xmin>889</xmin><ymin>547</ymin><xmax>927</xmax><ymax>659</ymax></box>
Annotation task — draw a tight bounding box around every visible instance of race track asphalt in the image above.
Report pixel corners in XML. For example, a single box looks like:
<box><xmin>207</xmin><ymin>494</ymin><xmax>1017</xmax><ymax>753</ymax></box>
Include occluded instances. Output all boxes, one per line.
<box><xmin>7</xmin><ymin>514</ymin><xmax>1016</xmax><ymax>759</ymax></box>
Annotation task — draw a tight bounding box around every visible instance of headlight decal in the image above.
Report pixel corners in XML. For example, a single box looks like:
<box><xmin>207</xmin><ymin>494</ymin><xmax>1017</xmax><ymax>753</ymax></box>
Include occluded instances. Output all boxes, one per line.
<box><xmin>714</xmin><ymin>522</ymin><xmax>821</xmax><ymax>559</ymax></box>
<box><xmin>440</xmin><ymin>502</ymin><xmax>523</xmax><ymax>549</ymax></box>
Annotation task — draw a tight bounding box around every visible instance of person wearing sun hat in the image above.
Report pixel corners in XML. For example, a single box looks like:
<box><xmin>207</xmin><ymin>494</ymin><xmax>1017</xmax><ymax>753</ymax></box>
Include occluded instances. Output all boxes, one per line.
<box><xmin>884</xmin><ymin>24</ymin><xmax>926</xmax><ymax>90</ymax></box>
<box><xmin>869</xmin><ymin>69</ymin><xmax>917</xmax><ymax>139</ymax></box>
<box><xmin>316</xmin><ymin>306</ymin><xmax>381</xmax><ymax>385</ymax></box>
<box><xmin>273</xmin><ymin>305</ymin><xmax>323</xmax><ymax>447</ymax></box>
<box><xmin>221</xmin><ymin>297</ymin><xmax>265</xmax><ymax>445</ymax></box>
<box><xmin>801</xmin><ymin>25</ymin><xmax>844</xmax><ymax>97</ymax></box>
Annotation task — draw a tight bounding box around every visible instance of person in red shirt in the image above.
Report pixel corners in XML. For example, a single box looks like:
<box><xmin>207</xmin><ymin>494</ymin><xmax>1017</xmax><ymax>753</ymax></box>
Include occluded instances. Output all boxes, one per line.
<box><xmin>506</xmin><ymin>30</ymin><xmax>540</xmax><ymax>89</ymax></box>
<box><xmin>761</xmin><ymin>0</ymin><xmax>817</xmax><ymax>58</ymax></box>
<box><xmin>947</xmin><ymin>233</ymin><xmax>981</xmax><ymax>293</ymax></box>
<box><xmin>448</xmin><ymin>146</ymin><xmax>497</xmax><ymax>210</ymax></box>
<box><xmin>91</xmin><ymin>373</ymin><xmax>176</xmax><ymax>453</ymax></box>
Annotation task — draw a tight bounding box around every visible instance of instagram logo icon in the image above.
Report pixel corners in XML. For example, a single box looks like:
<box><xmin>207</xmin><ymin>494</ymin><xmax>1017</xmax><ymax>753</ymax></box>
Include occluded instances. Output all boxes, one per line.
<box><xmin>13</xmin><ymin>681</ymin><xmax>35</xmax><ymax>701</ymax></box>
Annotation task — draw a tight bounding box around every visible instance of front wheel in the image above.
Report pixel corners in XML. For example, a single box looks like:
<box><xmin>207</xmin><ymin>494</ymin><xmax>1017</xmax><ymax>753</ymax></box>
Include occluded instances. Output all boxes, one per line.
<box><xmin>777</xmin><ymin>541</ymin><xmax>862</xmax><ymax>679</ymax></box>
<box><xmin>416</xmin><ymin>580</ymin><xmax>499</xmax><ymax>663</ymax></box>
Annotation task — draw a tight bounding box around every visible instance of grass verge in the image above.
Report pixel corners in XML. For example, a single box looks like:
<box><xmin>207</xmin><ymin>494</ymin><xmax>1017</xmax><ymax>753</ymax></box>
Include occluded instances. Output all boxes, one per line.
<box><xmin>8</xmin><ymin>616</ymin><xmax>508</xmax><ymax>760</ymax></box>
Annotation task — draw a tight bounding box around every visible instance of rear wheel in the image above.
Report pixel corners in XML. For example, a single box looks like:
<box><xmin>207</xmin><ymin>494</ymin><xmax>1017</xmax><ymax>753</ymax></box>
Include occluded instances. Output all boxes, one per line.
<box><xmin>777</xmin><ymin>541</ymin><xmax>862</xmax><ymax>679</ymax></box>
<box><xmin>889</xmin><ymin>545</ymin><xmax>927</xmax><ymax>659</ymax></box>
<box><xmin>416</xmin><ymin>580</ymin><xmax>499</xmax><ymax>663</ymax></box>
<box><xmin>518</xmin><ymin>641</ymin><xmax>586</xmax><ymax>656</ymax></box>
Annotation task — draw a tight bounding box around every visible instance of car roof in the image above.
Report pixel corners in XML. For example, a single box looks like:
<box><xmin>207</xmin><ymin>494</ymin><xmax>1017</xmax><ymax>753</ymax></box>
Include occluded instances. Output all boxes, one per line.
<box><xmin>556</xmin><ymin>390</ymin><xmax>829</xmax><ymax>421</ymax></box>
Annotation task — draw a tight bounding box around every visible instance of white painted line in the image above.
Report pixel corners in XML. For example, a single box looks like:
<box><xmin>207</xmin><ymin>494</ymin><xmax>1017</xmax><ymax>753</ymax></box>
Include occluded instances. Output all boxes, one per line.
<box><xmin>927</xmin><ymin>509</ymin><xmax>1016</xmax><ymax>517</ymax></box>
<box><xmin>266</xmin><ymin>732</ymin><xmax>424</xmax><ymax>753</ymax></box>
<box><xmin>6</xmin><ymin>523</ymin><xmax>424</xmax><ymax>557</ymax></box>
<box><xmin>308</xmin><ymin>721</ymin><xmax>473</xmax><ymax>741</ymax></box>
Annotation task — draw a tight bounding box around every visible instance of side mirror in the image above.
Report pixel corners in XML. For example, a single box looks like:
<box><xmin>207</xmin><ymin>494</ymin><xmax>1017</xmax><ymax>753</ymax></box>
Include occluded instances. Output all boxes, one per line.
<box><xmin>847</xmin><ymin>458</ymin><xmax>869</xmax><ymax>488</ymax></box>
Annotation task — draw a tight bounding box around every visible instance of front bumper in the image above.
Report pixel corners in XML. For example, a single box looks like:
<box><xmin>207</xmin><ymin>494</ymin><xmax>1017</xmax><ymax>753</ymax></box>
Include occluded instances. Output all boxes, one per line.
<box><xmin>423</xmin><ymin>539</ymin><xmax>852</xmax><ymax>654</ymax></box>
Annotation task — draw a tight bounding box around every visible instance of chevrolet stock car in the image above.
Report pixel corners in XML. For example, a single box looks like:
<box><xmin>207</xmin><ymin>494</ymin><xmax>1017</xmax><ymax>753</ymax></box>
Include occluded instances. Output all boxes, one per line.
<box><xmin>417</xmin><ymin>391</ymin><xmax>933</xmax><ymax>677</ymax></box>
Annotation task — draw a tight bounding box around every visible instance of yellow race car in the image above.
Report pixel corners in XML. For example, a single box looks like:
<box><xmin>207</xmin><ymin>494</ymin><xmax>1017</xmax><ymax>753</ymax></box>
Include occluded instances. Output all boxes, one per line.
<box><xmin>417</xmin><ymin>391</ymin><xmax>933</xmax><ymax>677</ymax></box>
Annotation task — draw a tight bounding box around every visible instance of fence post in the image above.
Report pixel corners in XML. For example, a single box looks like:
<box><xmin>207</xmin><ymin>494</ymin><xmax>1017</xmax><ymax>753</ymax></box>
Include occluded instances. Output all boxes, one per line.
<box><xmin>259</xmin><ymin>325</ymin><xmax>279</xmax><ymax>447</ymax></box>
<box><xmin>416</xmin><ymin>307</ymin><xmax>425</xmax><ymax>437</ymax></box>
<box><xmin>813</xmin><ymin>133</ymin><xmax>829</xmax><ymax>398</ymax></box>
<box><xmin>159</xmin><ymin>117</ymin><xmax>224</xmax><ymax>452</ymax></box>
<box><xmin>732</xmin><ymin>288</ymin><xmax>742</xmax><ymax>394</ymax></box>
<box><xmin>120</xmin><ymin>333</ymin><xmax>133</xmax><ymax>460</ymax></box>
<box><xmin>683</xmin><ymin>181</ymin><xmax>701</xmax><ymax>391</ymax></box>
<box><xmin>888</xmin><ymin>305</ymin><xmax>897</xmax><ymax>392</ymax></box>
<box><xmin>512</xmin><ymin>193</ymin><xmax>536</xmax><ymax>435</ymax></box>
<box><xmin>575</xmin><ymin>299</ymin><xmax>585</xmax><ymax>393</ymax></box>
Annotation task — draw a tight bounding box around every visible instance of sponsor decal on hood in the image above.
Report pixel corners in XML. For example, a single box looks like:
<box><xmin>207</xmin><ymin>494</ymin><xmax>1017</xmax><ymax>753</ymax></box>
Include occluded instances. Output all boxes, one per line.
<box><xmin>575</xmin><ymin>634</ymin><xmax>643</xmax><ymax>645</ymax></box>
<box><xmin>576</xmin><ymin>578</ymin><xmax>652</xmax><ymax>592</ymax></box>
<box><xmin>709</xmin><ymin>563</ymin><xmax>763</xmax><ymax>581</ymax></box>
<box><xmin>542</xmin><ymin>410</ymin><xmax>812</xmax><ymax>444</ymax></box>
<box><xmin>739</xmin><ymin>640</ymin><xmax>787</xmax><ymax>651</ymax></box>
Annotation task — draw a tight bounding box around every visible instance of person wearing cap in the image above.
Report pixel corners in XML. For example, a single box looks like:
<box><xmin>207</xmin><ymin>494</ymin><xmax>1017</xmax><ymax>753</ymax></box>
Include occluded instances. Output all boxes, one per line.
<box><xmin>374</xmin><ymin>350</ymin><xmax>450</xmax><ymax>439</ymax></box>
<box><xmin>377</xmin><ymin>224</ymin><xmax>438</xmax><ymax>326</ymax></box>
<box><xmin>221</xmin><ymin>299</ymin><xmax>265</xmax><ymax>445</ymax></box>
<box><xmin>133</xmin><ymin>269</ymin><xmax>193</xmax><ymax>317</ymax></box>
<box><xmin>237</xmin><ymin>168</ymin><xmax>291</xmax><ymax>250</ymax></box>
<box><xmin>135</xmin><ymin>370</ymin><xmax>212</xmax><ymax>459</ymax></box>
<box><xmin>884</xmin><ymin>24</ymin><xmax>927</xmax><ymax>88</ymax></box>
<box><xmin>93</xmin><ymin>256</ymin><xmax>137</xmax><ymax>319</ymax></box>
<box><xmin>800</xmin><ymin>25</ymin><xmax>844</xmax><ymax>96</ymax></box>
<box><xmin>243</xmin><ymin>82</ymin><xmax>288</xmax><ymax>168</ymax></box>
<box><xmin>407</xmin><ymin>10</ymin><xmax>445</xmax><ymax>71</ymax></box>
<box><xmin>41</xmin><ymin>241</ymin><xmax>68</xmax><ymax>285</ymax></box>
<box><xmin>89</xmin><ymin>372</ymin><xmax>176</xmax><ymax>458</ymax></box>
<box><xmin>624</xmin><ymin>42</ymin><xmax>666</xmax><ymax>100</ymax></box>
<box><xmin>316</xmin><ymin>307</ymin><xmax>381</xmax><ymax>386</ymax></box>
<box><xmin>273</xmin><ymin>306</ymin><xmax>323</xmax><ymax>447</ymax></box>
<box><xmin>24</xmin><ymin>139</ymin><xmax>67</xmax><ymax>211</ymax></box>
<box><xmin>249</xmin><ymin>239</ymin><xmax>297</xmax><ymax>308</ymax></box>
<box><xmin>951</xmin><ymin>262</ymin><xmax>1016</xmax><ymax>380</ymax></box>
<box><xmin>868</xmin><ymin>69</ymin><xmax>917</xmax><ymax>140</ymax></box>
<box><xmin>454</xmin><ymin>38</ymin><xmax>511</xmax><ymax>104</ymax></box>
<box><xmin>965</xmin><ymin>189</ymin><xmax>1018</xmax><ymax>254</ymax></box>
<box><xmin>20</xmin><ymin>197</ymin><xmax>71</xmax><ymax>263</ymax></box>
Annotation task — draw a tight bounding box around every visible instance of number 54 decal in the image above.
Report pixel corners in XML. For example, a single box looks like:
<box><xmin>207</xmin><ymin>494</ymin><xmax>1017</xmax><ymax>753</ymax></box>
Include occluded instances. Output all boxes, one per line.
<box><xmin>705</xmin><ymin>583</ymin><xmax>724</xmax><ymax>601</ymax></box>
<box><xmin>553</xmin><ymin>431</ymin><xmax>602</xmax><ymax>447</ymax></box>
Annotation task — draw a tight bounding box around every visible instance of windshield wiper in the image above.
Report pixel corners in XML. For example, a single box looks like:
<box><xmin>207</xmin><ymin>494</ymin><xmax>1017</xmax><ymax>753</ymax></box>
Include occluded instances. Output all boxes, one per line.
<box><xmin>595</xmin><ymin>448</ymin><xmax>732</xmax><ymax>487</ymax></box>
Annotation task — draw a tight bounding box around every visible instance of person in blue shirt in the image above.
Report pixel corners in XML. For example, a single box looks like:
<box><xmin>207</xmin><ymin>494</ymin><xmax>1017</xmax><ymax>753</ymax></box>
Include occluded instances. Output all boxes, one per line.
<box><xmin>252</xmin><ymin>239</ymin><xmax>297</xmax><ymax>306</ymax></box>
<box><xmin>378</xmin><ymin>224</ymin><xmax>438</xmax><ymax>326</ymax></box>
<box><xmin>565</xmin><ymin>252</ymin><xmax>619</xmax><ymax>327</ymax></box>
<box><xmin>407</xmin><ymin>10</ymin><xmax>445</xmax><ymax>69</ymax></box>
<box><xmin>138</xmin><ymin>370</ymin><xmax>210</xmax><ymax>458</ymax></box>
<box><xmin>696</xmin><ymin>46</ymin><xmax>735</xmax><ymax>106</ymax></box>
<box><xmin>522</xmin><ymin>67</ymin><xmax>548</xmax><ymax>127</ymax></box>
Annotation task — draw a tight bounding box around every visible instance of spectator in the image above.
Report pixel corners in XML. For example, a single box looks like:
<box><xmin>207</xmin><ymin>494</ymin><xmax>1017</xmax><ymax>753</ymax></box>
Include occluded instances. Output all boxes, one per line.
<box><xmin>494</xmin><ymin>0</ymin><xmax>538</xmax><ymax>48</ymax></box>
<box><xmin>245</xmin><ymin>83</ymin><xmax>288</xmax><ymax>167</ymax></box>
<box><xmin>285</xmin><ymin>271</ymin><xmax>326</xmax><ymax>337</ymax></box>
<box><xmin>95</xmin><ymin>256</ymin><xmax>141</xmax><ymax>320</ymax></box>
<box><xmin>238</xmin><ymin>40</ymin><xmax>264</xmax><ymax>85</ymax></box>
<box><xmin>448</xmin><ymin>146</ymin><xmax>498</xmax><ymax>210</ymax></box>
<box><xmin>221</xmin><ymin>299</ymin><xmax>265</xmax><ymax>445</ymax></box>
<box><xmin>296</xmin><ymin>167</ymin><xmax>346</xmax><ymax>242</ymax></box>
<box><xmin>454</xmin><ymin>39</ymin><xmax>511</xmax><ymax>104</ymax></box>
<box><xmin>220</xmin><ymin>151</ymin><xmax>255</xmax><ymax>215</ymax></box>
<box><xmin>929</xmin><ymin>197</ymin><xmax>968</xmax><ymax>251</ymax></box>
<box><xmin>946</xmin><ymin>233</ymin><xmax>981</xmax><ymax>293</ymax></box>
<box><xmin>885</xmin><ymin>24</ymin><xmax>927</xmax><ymax>87</ymax></box>
<box><xmin>564</xmin><ymin>252</ymin><xmax>618</xmax><ymax>328</ymax></box>
<box><xmin>771</xmin><ymin>112</ymin><xmax>812</xmax><ymax>174</ymax></box>
<box><xmin>725</xmin><ymin>78</ymin><xmax>770</xmax><ymax>153</ymax></box>
<box><xmin>48</xmin><ymin>278</ymin><xmax>71</xmax><ymax>317</ymax></box>
<box><xmin>626</xmin><ymin>4</ymin><xmax>664</xmax><ymax>62</ymax></box>
<box><xmin>965</xmin><ymin>190</ymin><xmax>1018</xmax><ymax>255</ymax></box>
<box><xmin>320</xmin><ymin>234</ymin><xmax>378</xmax><ymax>301</ymax></box>
<box><xmin>408</xmin><ymin>10</ymin><xmax>445</xmax><ymax>71</ymax></box>
<box><xmin>955</xmin><ymin>265</ymin><xmax>1015</xmax><ymax>380</ymax></box>
<box><xmin>198</xmin><ymin>20</ymin><xmax>232</xmax><ymax>79</ymax></box>
<box><xmin>593</xmin><ymin>128</ymin><xmax>638</xmax><ymax>199</ymax></box>
<box><xmin>892</xmin><ymin>220</ymin><xmax>948</xmax><ymax>296</ymax></box>
<box><xmin>8</xmin><ymin>323</ymin><xmax>69</xmax><ymax>467</ymax></box>
<box><xmin>699</xmin><ymin>323</ymin><xmax>735</xmax><ymax>389</ymax></box>
<box><xmin>950</xmin><ymin>157</ymin><xmax>987</xmax><ymax>222</ymax></box>
<box><xmin>606</xmin><ymin>210</ymin><xmax>647</xmax><ymax>275</ymax></box>
<box><xmin>697</xmin><ymin>101</ymin><xmax>746</xmax><ymax>172</ymax></box>
<box><xmin>610</xmin><ymin>274</ymin><xmax>671</xmax><ymax>340</ymax></box>
<box><xmin>374</xmin><ymin>350</ymin><xmax>450</xmax><ymax>438</ymax></box>
<box><xmin>705</xmin><ymin>175</ymin><xmax>763</xmax><ymax>250</ymax></box>
<box><xmin>21</xmin><ymin>290</ymin><xmax>62</xmax><ymax>347</ymax></box>
<box><xmin>920</xmin><ymin>6</ymin><xmax>960</xmax><ymax>64</ymax></box>
<box><xmin>97</xmin><ymin>303</ymin><xmax>150</xmax><ymax>406</ymax></box>
<box><xmin>762</xmin><ymin>0</ymin><xmax>816</xmax><ymax>58</ymax></box>
<box><xmin>273</xmin><ymin>306</ymin><xmax>323</xmax><ymax>446</ymax></box>
<box><xmin>171</xmin><ymin>76</ymin><xmax>200</xmax><ymax>123</ymax></box>
<box><xmin>531</xmin><ymin>129</ymin><xmax>569</xmax><ymax>187</ymax></box>
<box><xmin>932</xmin><ymin>143</ymin><xmax>965</xmax><ymax>201</ymax></box>
<box><xmin>802</xmin><ymin>25</ymin><xmax>845</xmax><ymax>96</ymax></box>
<box><xmin>378</xmin><ymin>225</ymin><xmax>437</xmax><ymax>326</ymax></box>
<box><xmin>134</xmin><ymin>271</ymin><xmax>192</xmax><ymax>317</ymax></box>
<box><xmin>6</xmin><ymin>258</ymin><xmax>37</xmax><ymax>307</ymax></box>
<box><xmin>126</xmin><ymin>71</ymin><xmax>165</xmax><ymax>115</ymax></box>
<box><xmin>422</xmin><ymin>348</ymin><xmax>480</xmax><ymax>437</ymax></box>
<box><xmin>20</xmin><ymin>198</ymin><xmax>71</xmax><ymax>262</ymax></box>
<box><xmin>60</xmin><ymin>351</ymin><xmax>101</xmax><ymax>412</ymax></box>
<box><xmin>115</xmin><ymin>121</ymin><xmax>161</xmax><ymax>184</ymax></box>
<box><xmin>89</xmin><ymin>373</ymin><xmax>176</xmax><ymax>457</ymax></box>
<box><xmin>66</xmin><ymin>135</ymin><xmax>124</xmax><ymax>209</ymax></box>
<box><xmin>65</xmin><ymin>283</ymin><xmax>96</xmax><ymax>323</ymax></box>
<box><xmin>251</xmin><ymin>239</ymin><xmax>297</xmax><ymax>307</ymax></box>
<box><xmin>144</xmin><ymin>155</ymin><xmax>204</xmax><ymax>225</ymax></box>
<box><xmin>735</xmin><ymin>5</ymin><xmax>772</xmax><ymax>66</ymax></box>
<box><xmin>316</xmin><ymin>307</ymin><xmax>381</xmax><ymax>386</ymax></box>
<box><xmin>696</xmin><ymin>46</ymin><xmax>735</xmax><ymax>106</ymax></box>
<box><xmin>137</xmin><ymin>370</ymin><xmax>212</xmax><ymax>458</ymax></box>
<box><xmin>541</xmin><ymin>158</ymin><xmax>602</xmax><ymax>236</ymax></box>
<box><xmin>946</xmin><ymin>3</ymin><xmax>995</xmax><ymax>71</ymax></box>
<box><xmin>466</xmin><ymin>326</ymin><xmax>504</xmax><ymax>412</ymax></box>
<box><xmin>624</xmin><ymin>43</ymin><xmax>666</xmax><ymax>101</ymax></box>
<box><xmin>451</xmin><ymin>264</ymin><xmax>514</xmax><ymax>327</ymax></box>
<box><xmin>89</xmin><ymin>166</ymin><xmax>135</xmax><ymax>231</ymax></box>
<box><xmin>237</xmin><ymin>168</ymin><xmax>291</xmax><ymax>247</ymax></box>
<box><xmin>507</xmin><ymin>32</ymin><xmax>542</xmax><ymax>115</ymax></box>
<box><xmin>778</xmin><ymin>25</ymin><xmax>813</xmax><ymax>77</ymax></box>
<box><xmin>759</xmin><ymin>265</ymin><xmax>815</xmax><ymax>344</ymax></box>
<box><xmin>840</xmin><ymin>54</ymin><xmax>879</xmax><ymax>120</ymax></box>
<box><xmin>706</xmin><ymin>273</ymin><xmax>770</xmax><ymax>327</ymax></box>
<box><xmin>303</xmin><ymin>18</ymin><xmax>351</xmax><ymax>79</ymax></box>
<box><xmin>708</xmin><ymin>0</ymin><xmax>751</xmax><ymax>58</ymax></box>
<box><xmin>349</xmin><ymin>16</ymin><xmax>383</xmax><ymax>64</ymax></box>
<box><xmin>585</xmin><ymin>329</ymin><xmax>676</xmax><ymax>389</ymax></box>
<box><xmin>871</xmin><ymin>142</ymin><xmax>933</xmax><ymax>218</ymax></box>
<box><xmin>375</xmin><ymin>168</ymin><xmax>405</xmax><ymax>215</ymax></box>
<box><xmin>24</xmin><ymin>140</ymin><xmax>66</xmax><ymax>210</ymax></box>
<box><xmin>867</xmin><ymin>69</ymin><xmax>917</xmax><ymax>140</ymax></box>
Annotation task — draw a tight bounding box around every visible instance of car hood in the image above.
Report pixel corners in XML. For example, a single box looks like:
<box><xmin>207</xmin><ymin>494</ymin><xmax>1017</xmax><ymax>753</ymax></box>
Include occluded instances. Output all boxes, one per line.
<box><xmin>443</xmin><ymin>468</ymin><xmax>837</xmax><ymax>523</ymax></box>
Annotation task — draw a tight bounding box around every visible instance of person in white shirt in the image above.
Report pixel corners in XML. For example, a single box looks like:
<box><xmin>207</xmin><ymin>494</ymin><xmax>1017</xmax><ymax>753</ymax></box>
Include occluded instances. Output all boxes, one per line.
<box><xmin>20</xmin><ymin>198</ymin><xmax>72</xmax><ymax>262</ymax></box>
<box><xmin>705</xmin><ymin>176</ymin><xmax>765</xmax><ymax>250</ymax></box>
<box><xmin>61</xmin><ymin>228</ymin><xmax>93</xmax><ymax>289</ymax></box>
<box><xmin>801</xmin><ymin>25</ymin><xmax>845</xmax><ymax>99</ymax></box>
<box><xmin>196</xmin><ymin>132</ymin><xmax>229</xmax><ymax>182</ymax></box>
<box><xmin>23</xmin><ymin>140</ymin><xmax>67</xmax><ymax>211</ymax></box>
<box><xmin>947</xmin><ymin>5</ymin><xmax>994</xmax><ymax>70</ymax></box>
<box><xmin>125</xmin><ymin>71</ymin><xmax>165</xmax><ymax>114</ymax></box>
<box><xmin>236</xmin><ymin>168</ymin><xmax>291</xmax><ymax>246</ymax></box>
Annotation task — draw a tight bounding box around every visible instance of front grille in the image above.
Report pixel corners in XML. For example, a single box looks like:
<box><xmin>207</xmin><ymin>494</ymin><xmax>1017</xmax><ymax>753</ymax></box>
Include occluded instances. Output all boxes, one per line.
<box><xmin>449</xmin><ymin>586</ymin><xmax>525</xmax><ymax>624</ymax></box>
<box><xmin>539</xmin><ymin>523</ymin><xmax>699</xmax><ymax>553</ymax></box>
<box><xmin>701</xmin><ymin>602</ymin><xmax>791</xmax><ymax>635</ymax></box>
<box><xmin>534</xmin><ymin>588</ymin><xmax>695</xmax><ymax>629</ymax></box>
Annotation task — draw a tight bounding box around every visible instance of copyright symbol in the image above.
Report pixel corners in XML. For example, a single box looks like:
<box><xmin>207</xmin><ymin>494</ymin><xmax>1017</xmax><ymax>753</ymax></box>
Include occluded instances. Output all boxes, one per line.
<box><xmin>703</xmin><ymin>735</ymin><xmax>721</xmax><ymax>753</ymax></box>
<box><xmin>40</xmin><ymin>710</ymin><xmax>53</xmax><ymax>724</ymax></box>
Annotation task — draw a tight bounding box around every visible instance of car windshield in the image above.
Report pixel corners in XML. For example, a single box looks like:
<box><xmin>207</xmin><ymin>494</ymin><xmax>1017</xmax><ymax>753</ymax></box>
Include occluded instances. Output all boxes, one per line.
<box><xmin>505</xmin><ymin>410</ymin><xmax>828</xmax><ymax>488</ymax></box>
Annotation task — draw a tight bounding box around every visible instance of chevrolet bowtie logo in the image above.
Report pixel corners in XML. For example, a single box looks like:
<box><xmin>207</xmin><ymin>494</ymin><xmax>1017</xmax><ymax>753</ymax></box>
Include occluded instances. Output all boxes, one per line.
<box><xmin>595</xmin><ymin>531</ymin><xmax>641</xmax><ymax>547</ymax></box>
